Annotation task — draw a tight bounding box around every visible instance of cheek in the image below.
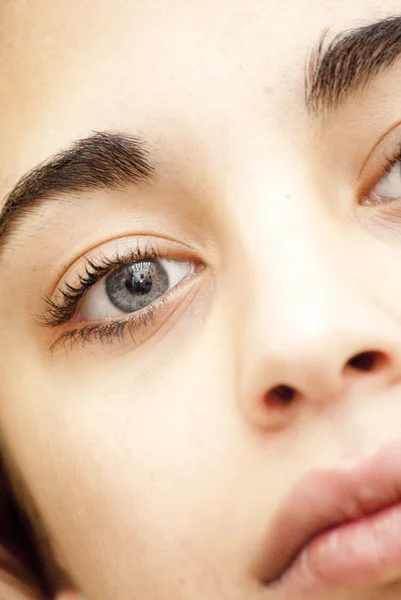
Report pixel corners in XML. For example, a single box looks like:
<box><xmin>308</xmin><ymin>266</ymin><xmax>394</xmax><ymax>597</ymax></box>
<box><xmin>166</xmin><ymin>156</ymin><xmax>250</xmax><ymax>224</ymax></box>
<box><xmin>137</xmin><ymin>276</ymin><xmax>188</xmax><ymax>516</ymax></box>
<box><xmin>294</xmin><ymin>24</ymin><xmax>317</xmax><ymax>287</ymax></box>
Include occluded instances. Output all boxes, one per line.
<box><xmin>46</xmin><ymin>385</ymin><xmax>240</xmax><ymax>597</ymax></box>
<box><xmin>0</xmin><ymin>344</ymin><xmax>255</xmax><ymax>599</ymax></box>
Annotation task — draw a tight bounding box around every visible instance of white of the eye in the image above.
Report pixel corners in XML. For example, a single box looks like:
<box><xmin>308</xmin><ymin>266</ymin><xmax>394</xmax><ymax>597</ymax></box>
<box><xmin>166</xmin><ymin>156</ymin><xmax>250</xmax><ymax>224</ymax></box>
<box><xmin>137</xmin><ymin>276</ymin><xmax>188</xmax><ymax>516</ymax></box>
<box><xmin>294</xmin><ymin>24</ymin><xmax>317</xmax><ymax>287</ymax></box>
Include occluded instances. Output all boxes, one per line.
<box><xmin>374</xmin><ymin>161</ymin><xmax>401</xmax><ymax>198</ymax></box>
<box><xmin>78</xmin><ymin>259</ymin><xmax>193</xmax><ymax>321</ymax></box>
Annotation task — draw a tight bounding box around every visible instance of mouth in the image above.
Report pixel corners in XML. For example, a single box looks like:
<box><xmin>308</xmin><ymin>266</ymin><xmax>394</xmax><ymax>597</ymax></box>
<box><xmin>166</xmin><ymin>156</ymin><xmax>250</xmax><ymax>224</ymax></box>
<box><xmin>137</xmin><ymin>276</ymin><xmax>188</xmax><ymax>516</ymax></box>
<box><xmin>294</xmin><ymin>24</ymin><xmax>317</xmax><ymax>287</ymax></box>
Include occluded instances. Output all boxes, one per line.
<box><xmin>257</xmin><ymin>441</ymin><xmax>401</xmax><ymax>599</ymax></box>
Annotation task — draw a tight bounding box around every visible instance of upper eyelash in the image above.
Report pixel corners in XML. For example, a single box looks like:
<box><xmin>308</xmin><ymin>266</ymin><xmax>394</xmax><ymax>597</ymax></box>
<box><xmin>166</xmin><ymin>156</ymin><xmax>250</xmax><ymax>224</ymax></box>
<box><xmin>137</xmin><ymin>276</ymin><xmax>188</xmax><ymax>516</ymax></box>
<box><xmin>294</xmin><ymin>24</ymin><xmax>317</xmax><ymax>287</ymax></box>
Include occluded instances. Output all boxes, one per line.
<box><xmin>38</xmin><ymin>241</ymin><xmax>166</xmax><ymax>329</ymax></box>
<box><xmin>381</xmin><ymin>145</ymin><xmax>401</xmax><ymax>177</ymax></box>
<box><xmin>363</xmin><ymin>144</ymin><xmax>401</xmax><ymax>200</ymax></box>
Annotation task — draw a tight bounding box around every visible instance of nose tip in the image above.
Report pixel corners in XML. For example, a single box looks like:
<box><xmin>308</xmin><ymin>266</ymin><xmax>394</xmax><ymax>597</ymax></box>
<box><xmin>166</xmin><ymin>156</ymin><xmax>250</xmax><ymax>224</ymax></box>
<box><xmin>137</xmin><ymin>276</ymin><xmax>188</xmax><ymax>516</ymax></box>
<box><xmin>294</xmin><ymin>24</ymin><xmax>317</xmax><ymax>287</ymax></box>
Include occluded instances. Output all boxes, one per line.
<box><xmin>233</xmin><ymin>217</ymin><xmax>401</xmax><ymax>427</ymax></box>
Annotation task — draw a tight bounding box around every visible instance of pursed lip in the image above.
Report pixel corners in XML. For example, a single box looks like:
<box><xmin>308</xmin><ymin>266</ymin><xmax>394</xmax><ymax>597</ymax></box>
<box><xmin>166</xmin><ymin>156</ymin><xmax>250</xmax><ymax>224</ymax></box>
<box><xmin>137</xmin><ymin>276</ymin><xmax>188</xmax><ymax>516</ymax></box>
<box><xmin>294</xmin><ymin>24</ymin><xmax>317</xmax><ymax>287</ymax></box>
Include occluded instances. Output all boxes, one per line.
<box><xmin>257</xmin><ymin>441</ymin><xmax>401</xmax><ymax>586</ymax></box>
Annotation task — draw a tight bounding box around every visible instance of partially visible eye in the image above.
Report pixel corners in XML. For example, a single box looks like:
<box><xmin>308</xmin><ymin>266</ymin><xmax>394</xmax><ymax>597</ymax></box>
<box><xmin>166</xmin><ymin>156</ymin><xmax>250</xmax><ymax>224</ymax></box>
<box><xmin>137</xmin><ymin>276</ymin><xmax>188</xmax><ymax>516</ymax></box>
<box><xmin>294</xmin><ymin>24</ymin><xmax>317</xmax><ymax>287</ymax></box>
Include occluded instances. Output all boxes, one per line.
<box><xmin>77</xmin><ymin>258</ymin><xmax>193</xmax><ymax>322</ymax></box>
<box><xmin>369</xmin><ymin>157</ymin><xmax>401</xmax><ymax>202</ymax></box>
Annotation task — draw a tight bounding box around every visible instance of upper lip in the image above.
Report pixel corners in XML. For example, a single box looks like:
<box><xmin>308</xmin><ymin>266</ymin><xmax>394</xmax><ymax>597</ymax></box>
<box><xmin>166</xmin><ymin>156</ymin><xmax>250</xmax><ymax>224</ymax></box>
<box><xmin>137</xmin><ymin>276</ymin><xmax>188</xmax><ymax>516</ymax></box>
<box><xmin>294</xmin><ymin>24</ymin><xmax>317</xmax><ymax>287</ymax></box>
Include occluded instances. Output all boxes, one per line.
<box><xmin>259</xmin><ymin>441</ymin><xmax>401</xmax><ymax>584</ymax></box>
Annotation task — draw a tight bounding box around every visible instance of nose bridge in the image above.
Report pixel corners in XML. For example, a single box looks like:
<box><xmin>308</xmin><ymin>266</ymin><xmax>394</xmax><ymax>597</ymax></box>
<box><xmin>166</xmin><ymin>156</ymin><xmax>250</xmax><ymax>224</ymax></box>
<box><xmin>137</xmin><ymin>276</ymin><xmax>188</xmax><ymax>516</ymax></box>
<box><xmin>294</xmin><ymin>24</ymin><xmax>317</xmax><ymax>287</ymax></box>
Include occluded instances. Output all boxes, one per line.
<box><xmin>237</xmin><ymin>195</ymin><xmax>357</xmax><ymax>353</ymax></box>
<box><xmin>232</xmin><ymin>173</ymin><xmax>346</xmax><ymax>320</ymax></box>
<box><xmin>224</xmin><ymin>142</ymin><xmax>337</xmax><ymax>297</ymax></box>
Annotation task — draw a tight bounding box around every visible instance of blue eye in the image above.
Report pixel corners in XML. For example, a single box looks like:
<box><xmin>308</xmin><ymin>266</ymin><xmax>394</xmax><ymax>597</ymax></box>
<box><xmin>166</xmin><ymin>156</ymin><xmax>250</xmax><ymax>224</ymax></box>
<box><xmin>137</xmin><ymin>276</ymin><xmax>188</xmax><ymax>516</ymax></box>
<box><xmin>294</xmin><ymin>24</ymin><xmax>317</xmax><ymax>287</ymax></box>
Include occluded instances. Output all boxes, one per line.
<box><xmin>105</xmin><ymin>260</ymin><xmax>169</xmax><ymax>313</ymax></box>
<box><xmin>77</xmin><ymin>258</ymin><xmax>193</xmax><ymax>322</ymax></box>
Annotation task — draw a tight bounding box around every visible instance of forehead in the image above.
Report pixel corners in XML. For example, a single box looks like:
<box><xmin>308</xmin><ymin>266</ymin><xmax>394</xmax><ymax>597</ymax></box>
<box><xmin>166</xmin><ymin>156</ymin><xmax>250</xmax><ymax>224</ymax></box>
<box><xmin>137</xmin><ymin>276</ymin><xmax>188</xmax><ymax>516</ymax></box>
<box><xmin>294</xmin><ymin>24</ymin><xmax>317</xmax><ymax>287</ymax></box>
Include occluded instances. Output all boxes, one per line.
<box><xmin>0</xmin><ymin>0</ymin><xmax>398</xmax><ymax>208</ymax></box>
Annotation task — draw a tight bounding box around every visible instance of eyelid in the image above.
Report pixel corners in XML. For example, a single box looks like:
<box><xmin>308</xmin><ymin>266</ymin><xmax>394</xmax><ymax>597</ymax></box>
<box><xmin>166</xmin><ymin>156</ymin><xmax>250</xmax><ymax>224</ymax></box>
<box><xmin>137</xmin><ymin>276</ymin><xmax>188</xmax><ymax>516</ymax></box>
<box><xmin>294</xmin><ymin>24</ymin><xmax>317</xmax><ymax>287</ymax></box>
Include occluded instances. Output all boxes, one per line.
<box><xmin>48</xmin><ymin>235</ymin><xmax>204</xmax><ymax>301</ymax></box>
<box><xmin>358</xmin><ymin>121</ymin><xmax>401</xmax><ymax>199</ymax></box>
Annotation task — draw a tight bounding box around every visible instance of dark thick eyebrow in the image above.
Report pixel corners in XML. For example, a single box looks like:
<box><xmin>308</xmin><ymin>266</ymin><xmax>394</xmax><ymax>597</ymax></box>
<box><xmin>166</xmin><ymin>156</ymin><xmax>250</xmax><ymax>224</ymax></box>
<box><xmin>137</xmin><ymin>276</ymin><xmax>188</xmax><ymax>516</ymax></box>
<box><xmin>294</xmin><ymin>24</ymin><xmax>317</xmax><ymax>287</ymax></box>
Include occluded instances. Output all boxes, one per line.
<box><xmin>2</xmin><ymin>19</ymin><xmax>401</xmax><ymax>254</ymax></box>
<box><xmin>0</xmin><ymin>131</ymin><xmax>154</xmax><ymax>253</ymax></box>
<box><xmin>306</xmin><ymin>15</ymin><xmax>401</xmax><ymax>114</ymax></box>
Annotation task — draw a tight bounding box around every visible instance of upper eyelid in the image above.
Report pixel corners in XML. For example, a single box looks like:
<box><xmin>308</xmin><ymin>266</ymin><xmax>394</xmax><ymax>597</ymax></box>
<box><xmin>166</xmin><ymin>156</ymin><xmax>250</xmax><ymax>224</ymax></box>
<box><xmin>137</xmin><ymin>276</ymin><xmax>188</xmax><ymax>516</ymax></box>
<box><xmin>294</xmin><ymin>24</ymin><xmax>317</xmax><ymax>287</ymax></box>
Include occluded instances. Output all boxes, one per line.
<box><xmin>46</xmin><ymin>233</ymin><xmax>208</xmax><ymax>299</ymax></box>
<box><xmin>356</xmin><ymin>124</ymin><xmax>401</xmax><ymax>200</ymax></box>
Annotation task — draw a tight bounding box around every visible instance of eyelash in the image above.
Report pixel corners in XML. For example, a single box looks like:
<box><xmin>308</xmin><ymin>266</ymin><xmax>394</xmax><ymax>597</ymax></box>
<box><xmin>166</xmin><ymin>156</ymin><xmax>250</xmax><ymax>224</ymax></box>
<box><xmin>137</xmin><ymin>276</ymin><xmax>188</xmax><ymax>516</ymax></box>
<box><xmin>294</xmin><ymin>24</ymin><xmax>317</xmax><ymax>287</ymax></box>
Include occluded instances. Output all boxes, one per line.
<box><xmin>381</xmin><ymin>145</ymin><xmax>401</xmax><ymax>178</ymax></box>
<box><xmin>360</xmin><ymin>143</ymin><xmax>401</xmax><ymax>205</ymax></box>
<box><xmin>48</xmin><ymin>303</ymin><xmax>163</xmax><ymax>351</ymax></box>
<box><xmin>39</xmin><ymin>241</ymin><xmax>183</xmax><ymax>350</ymax></box>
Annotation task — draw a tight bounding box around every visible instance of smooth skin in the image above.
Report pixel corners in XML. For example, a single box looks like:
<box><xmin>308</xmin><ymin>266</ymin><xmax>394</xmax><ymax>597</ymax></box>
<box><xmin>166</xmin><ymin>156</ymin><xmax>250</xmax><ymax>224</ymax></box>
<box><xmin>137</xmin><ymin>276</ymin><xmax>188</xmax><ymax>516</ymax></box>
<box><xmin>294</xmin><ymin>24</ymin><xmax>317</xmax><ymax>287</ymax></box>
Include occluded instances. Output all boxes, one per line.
<box><xmin>3</xmin><ymin>1</ymin><xmax>401</xmax><ymax>599</ymax></box>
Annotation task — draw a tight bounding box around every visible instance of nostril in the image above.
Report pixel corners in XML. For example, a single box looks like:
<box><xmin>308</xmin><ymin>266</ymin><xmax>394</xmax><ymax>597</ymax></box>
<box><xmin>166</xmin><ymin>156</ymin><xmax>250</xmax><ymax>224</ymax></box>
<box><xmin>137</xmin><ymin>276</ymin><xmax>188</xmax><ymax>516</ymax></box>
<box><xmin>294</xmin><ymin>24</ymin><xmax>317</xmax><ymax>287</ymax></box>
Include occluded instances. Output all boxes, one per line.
<box><xmin>347</xmin><ymin>350</ymin><xmax>385</xmax><ymax>372</ymax></box>
<box><xmin>265</xmin><ymin>384</ymin><xmax>296</xmax><ymax>407</ymax></box>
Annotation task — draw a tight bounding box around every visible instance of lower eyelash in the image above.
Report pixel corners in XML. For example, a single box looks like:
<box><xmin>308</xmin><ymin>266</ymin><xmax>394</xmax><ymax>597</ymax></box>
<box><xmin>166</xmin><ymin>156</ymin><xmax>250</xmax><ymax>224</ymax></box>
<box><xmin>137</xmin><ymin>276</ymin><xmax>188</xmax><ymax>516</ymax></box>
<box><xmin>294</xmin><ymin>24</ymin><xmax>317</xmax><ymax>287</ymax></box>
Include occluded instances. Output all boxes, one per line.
<box><xmin>49</xmin><ymin>301</ymin><xmax>160</xmax><ymax>353</ymax></box>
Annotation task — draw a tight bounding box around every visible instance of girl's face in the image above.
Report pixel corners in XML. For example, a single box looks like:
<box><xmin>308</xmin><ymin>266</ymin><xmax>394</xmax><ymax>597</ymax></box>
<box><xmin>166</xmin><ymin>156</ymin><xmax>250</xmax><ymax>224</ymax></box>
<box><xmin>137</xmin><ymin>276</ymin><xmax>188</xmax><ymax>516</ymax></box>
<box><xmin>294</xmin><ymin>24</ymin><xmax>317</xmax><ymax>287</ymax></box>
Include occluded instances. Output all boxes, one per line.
<box><xmin>3</xmin><ymin>0</ymin><xmax>401</xmax><ymax>598</ymax></box>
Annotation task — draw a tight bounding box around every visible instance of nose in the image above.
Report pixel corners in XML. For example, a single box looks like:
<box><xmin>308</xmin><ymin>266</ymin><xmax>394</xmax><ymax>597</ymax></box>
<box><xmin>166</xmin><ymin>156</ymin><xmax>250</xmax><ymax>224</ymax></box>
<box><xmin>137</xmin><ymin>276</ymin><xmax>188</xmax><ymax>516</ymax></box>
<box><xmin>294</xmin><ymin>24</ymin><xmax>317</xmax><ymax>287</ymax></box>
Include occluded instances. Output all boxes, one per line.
<box><xmin>234</xmin><ymin>215</ymin><xmax>401</xmax><ymax>424</ymax></box>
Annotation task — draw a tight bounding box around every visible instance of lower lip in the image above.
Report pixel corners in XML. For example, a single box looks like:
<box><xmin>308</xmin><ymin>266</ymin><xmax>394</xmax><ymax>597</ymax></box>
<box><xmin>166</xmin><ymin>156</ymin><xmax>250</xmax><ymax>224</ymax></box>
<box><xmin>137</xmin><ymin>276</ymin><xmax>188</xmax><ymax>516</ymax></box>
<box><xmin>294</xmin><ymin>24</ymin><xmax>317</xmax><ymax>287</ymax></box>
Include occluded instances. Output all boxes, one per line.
<box><xmin>267</xmin><ymin>502</ymin><xmax>401</xmax><ymax>599</ymax></box>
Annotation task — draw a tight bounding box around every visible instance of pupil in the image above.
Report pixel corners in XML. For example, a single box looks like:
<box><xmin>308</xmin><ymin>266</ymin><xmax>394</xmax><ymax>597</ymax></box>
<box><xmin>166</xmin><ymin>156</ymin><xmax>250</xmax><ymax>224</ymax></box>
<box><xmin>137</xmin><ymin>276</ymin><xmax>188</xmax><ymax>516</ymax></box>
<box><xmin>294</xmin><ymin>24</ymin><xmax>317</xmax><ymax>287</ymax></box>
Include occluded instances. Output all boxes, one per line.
<box><xmin>126</xmin><ymin>264</ymin><xmax>153</xmax><ymax>295</ymax></box>
<box><xmin>105</xmin><ymin>259</ymin><xmax>169</xmax><ymax>314</ymax></box>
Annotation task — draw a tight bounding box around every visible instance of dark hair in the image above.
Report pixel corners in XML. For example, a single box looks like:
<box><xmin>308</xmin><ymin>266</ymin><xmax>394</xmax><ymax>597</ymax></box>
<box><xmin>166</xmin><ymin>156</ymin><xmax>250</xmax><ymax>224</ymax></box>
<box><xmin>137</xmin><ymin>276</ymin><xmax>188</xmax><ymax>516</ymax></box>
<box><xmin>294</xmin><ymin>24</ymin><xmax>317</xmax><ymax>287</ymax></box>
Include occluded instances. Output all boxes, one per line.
<box><xmin>0</xmin><ymin>457</ymin><xmax>55</xmax><ymax>597</ymax></box>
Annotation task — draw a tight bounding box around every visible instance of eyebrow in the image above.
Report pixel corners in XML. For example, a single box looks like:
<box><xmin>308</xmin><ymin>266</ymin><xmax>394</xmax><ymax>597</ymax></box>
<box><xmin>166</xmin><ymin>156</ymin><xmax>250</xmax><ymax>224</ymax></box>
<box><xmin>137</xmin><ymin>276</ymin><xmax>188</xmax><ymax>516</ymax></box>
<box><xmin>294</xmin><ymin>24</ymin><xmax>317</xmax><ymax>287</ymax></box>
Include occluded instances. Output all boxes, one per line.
<box><xmin>306</xmin><ymin>15</ymin><xmax>401</xmax><ymax>114</ymax></box>
<box><xmin>0</xmin><ymin>131</ymin><xmax>154</xmax><ymax>253</ymax></box>
<box><xmin>2</xmin><ymin>17</ymin><xmax>401</xmax><ymax>254</ymax></box>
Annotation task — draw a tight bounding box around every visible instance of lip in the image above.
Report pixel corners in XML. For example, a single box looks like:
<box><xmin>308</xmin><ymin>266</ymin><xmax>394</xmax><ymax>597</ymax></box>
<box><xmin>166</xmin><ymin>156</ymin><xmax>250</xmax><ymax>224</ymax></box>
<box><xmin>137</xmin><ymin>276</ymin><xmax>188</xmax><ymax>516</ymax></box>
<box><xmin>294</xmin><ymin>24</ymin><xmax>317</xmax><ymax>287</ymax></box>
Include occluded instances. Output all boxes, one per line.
<box><xmin>258</xmin><ymin>441</ymin><xmax>401</xmax><ymax>598</ymax></box>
